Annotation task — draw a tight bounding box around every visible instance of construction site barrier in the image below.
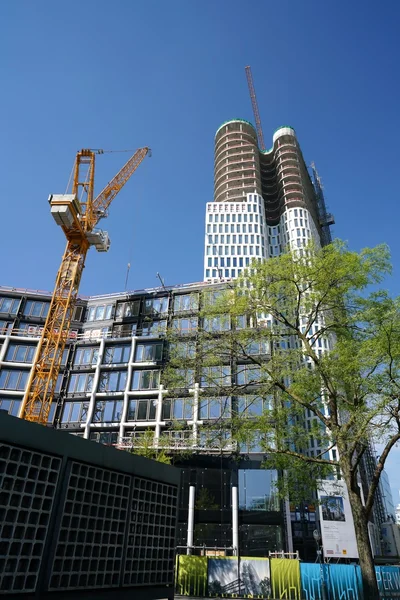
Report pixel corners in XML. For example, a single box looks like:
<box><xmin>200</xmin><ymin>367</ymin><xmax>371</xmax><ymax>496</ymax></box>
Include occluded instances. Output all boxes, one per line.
<box><xmin>175</xmin><ymin>554</ymin><xmax>400</xmax><ymax>599</ymax></box>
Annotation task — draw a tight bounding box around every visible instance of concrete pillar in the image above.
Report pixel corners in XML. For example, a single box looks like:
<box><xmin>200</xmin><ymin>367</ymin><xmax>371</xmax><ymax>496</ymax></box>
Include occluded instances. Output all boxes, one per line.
<box><xmin>155</xmin><ymin>384</ymin><xmax>164</xmax><ymax>441</ymax></box>
<box><xmin>84</xmin><ymin>337</ymin><xmax>105</xmax><ymax>439</ymax></box>
<box><xmin>284</xmin><ymin>497</ymin><xmax>294</xmax><ymax>553</ymax></box>
<box><xmin>187</xmin><ymin>484</ymin><xmax>196</xmax><ymax>555</ymax></box>
<box><xmin>192</xmin><ymin>383</ymin><xmax>199</xmax><ymax>446</ymax></box>
<box><xmin>232</xmin><ymin>484</ymin><xmax>239</xmax><ymax>556</ymax></box>
<box><xmin>119</xmin><ymin>336</ymin><xmax>137</xmax><ymax>441</ymax></box>
<box><xmin>0</xmin><ymin>335</ymin><xmax>11</xmax><ymax>363</ymax></box>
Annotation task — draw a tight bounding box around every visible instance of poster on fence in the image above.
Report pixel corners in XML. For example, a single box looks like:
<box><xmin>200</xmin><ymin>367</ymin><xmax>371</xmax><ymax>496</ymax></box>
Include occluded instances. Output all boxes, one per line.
<box><xmin>208</xmin><ymin>557</ymin><xmax>270</xmax><ymax>598</ymax></box>
<box><xmin>176</xmin><ymin>555</ymin><xmax>207</xmax><ymax>597</ymax></box>
<box><xmin>318</xmin><ymin>479</ymin><xmax>358</xmax><ymax>559</ymax></box>
<box><xmin>271</xmin><ymin>558</ymin><xmax>301</xmax><ymax>600</ymax></box>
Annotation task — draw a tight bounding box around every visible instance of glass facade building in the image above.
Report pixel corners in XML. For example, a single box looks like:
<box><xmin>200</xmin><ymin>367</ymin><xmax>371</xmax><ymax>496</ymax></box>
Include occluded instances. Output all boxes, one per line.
<box><xmin>0</xmin><ymin>281</ymin><xmax>286</xmax><ymax>556</ymax></box>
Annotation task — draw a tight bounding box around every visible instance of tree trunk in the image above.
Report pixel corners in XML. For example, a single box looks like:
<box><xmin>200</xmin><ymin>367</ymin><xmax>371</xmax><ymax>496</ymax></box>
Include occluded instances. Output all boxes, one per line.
<box><xmin>342</xmin><ymin>470</ymin><xmax>380</xmax><ymax>600</ymax></box>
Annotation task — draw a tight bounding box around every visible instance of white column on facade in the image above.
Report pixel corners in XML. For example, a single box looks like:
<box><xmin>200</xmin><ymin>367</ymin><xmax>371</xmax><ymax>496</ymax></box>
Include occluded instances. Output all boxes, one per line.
<box><xmin>232</xmin><ymin>485</ymin><xmax>239</xmax><ymax>556</ymax></box>
<box><xmin>119</xmin><ymin>336</ymin><xmax>137</xmax><ymax>440</ymax></box>
<box><xmin>284</xmin><ymin>498</ymin><xmax>294</xmax><ymax>553</ymax></box>
<box><xmin>12</xmin><ymin>335</ymin><xmax>40</xmax><ymax>418</ymax></box>
<box><xmin>155</xmin><ymin>383</ymin><xmax>164</xmax><ymax>442</ymax></box>
<box><xmin>187</xmin><ymin>484</ymin><xmax>196</xmax><ymax>555</ymax></box>
<box><xmin>84</xmin><ymin>337</ymin><xmax>105</xmax><ymax>439</ymax></box>
<box><xmin>191</xmin><ymin>383</ymin><xmax>200</xmax><ymax>445</ymax></box>
<box><xmin>0</xmin><ymin>335</ymin><xmax>11</xmax><ymax>364</ymax></box>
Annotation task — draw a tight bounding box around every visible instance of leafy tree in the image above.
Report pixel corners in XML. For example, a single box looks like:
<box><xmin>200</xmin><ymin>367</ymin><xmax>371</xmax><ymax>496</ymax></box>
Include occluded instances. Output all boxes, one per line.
<box><xmin>172</xmin><ymin>241</ymin><xmax>400</xmax><ymax>600</ymax></box>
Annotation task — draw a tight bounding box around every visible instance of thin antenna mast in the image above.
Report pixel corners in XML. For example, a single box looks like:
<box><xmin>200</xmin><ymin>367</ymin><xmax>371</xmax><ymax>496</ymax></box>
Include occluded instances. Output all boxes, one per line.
<box><xmin>245</xmin><ymin>66</ymin><xmax>265</xmax><ymax>151</ymax></box>
<box><xmin>156</xmin><ymin>272</ymin><xmax>166</xmax><ymax>290</ymax></box>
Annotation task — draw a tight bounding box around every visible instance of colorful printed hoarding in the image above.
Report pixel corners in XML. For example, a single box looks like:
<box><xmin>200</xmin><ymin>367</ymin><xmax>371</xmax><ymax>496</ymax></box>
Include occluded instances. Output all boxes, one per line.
<box><xmin>207</xmin><ymin>556</ymin><xmax>271</xmax><ymax>598</ymax></box>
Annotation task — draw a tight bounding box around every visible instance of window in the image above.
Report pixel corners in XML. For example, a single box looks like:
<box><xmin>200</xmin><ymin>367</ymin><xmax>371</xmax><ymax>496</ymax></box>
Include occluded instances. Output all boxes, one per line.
<box><xmin>89</xmin><ymin>431</ymin><xmax>118</xmax><ymax>445</ymax></box>
<box><xmin>72</xmin><ymin>305</ymin><xmax>84</xmax><ymax>321</ymax></box>
<box><xmin>144</xmin><ymin>297</ymin><xmax>168</xmax><ymax>316</ymax></box>
<box><xmin>128</xmin><ymin>398</ymin><xmax>157</xmax><ymax>421</ymax></box>
<box><xmin>203</xmin><ymin>315</ymin><xmax>230</xmax><ymax>332</ymax></box>
<box><xmin>140</xmin><ymin>320</ymin><xmax>167</xmax><ymax>336</ymax></box>
<box><xmin>169</xmin><ymin>368</ymin><xmax>195</xmax><ymax>388</ymax></box>
<box><xmin>60</xmin><ymin>348</ymin><xmax>69</xmax><ymax>366</ymax></box>
<box><xmin>61</xmin><ymin>401</ymin><xmax>89</xmax><ymax>423</ymax></box>
<box><xmin>237</xmin><ymin>365</ymin><xmax>263</xmax><ymax>385</ymax></box>
<box><xmin>131</xmin><ymin>369</ymin><xmax>160</xmax><ymax>390</ymax></box>
<box><xmin>0</xmin><ymin>297</ymin><xmax>20</xmax><ymax>315</ymax></box>
<box><xmin>112</xmin><ymin>323</ymin><xmax>137</xmax><ymax>338</ymax></box>
<box><xmin>135</xmin><ymin>342</ymin><xmax>163</xmax><ymax>362</ymax></box>
<box><xmin>74</xmin><ymin>346</ymin><xmax>99</xmax><ymax>367</ymax></box>
<box><xmin>238</xmin><ymin>395</ymin><xmax>272</xmax><ymax>417</ymax></box>
<box><xmin>103</xmin><ymin>344</ymin><xmax>131</xmax><ymax>364</ymax></box>
<box><xmin>199</xmin><ymin>397</ymin><xmax>231</xmax><ymax>419</ymax></box>
<box><xmin>87</xmin><ymin>303</ymin><xmax>114</xmax><ymax>322</ymax></box>
<box><xmin>98</xmin><ymin>370</ymin><xmax>127</xmax><ymax>392</ymax></box>
<box><xmin>0</xmin><ymin>397</ymin><xmax>21</xmax><ymax>417</ymax></box>
<box><xmin>115</xmin><ymin>300</ymin><xmax>140</xmax><ymax>318</ymax></box>
<box><xmin>24</xmin><ymin>300</ymin><xmax>49</xmax><ymax>318</ymax></box>
<box><xmin>0</xmin><ymin>369</ymin><xmax>29</xmax><ymax>391</ymax></box>
<box><xmin>172</xmin><ymin>317</ymin><xmax>198</xmax><ymax>334</ymax></box>
<box><xmin>200</xmin><ymin>366</ymin><xmax>231</xmax><ymax>388</ymax></box>
<box><xmin>67</xmin><ymin>373</ymin><xmax>94</xmax><ymax>394</ymax></box>
<box><xmin>162</xmin><ymin>397</ymin><xmax>194</xmax><ymax>420</ymax></box>
<box><xmin>239</xmin><ymin>470</ymin><xmax>279</xmax><ymax>511</ymax></box>
<box><xmin>0</xmin><ymin>321</ymin><xmax>12</xmax><ymax>334</ymax></box>
<box><xmin>239</xmin><ymin>430</ymin><xmax>269</xmax><ymax>454</ymax></box>
<box><xmin>244</xmin><ymin>340</ymin><xmax>270</xmax><ymax>356</ymax></box>
<box><xmin>173</xmin><ymin>293</ymin><xmax>199</xmax><ymax>312</ymax></box>
<box><xmin>169</xmin><ymin>341</ymin><xmax>196</xmax><ymax>360</ymax></box>
<box><xmin>93</xmin><ymin>400</ymin><xmax>123</xmax><ymax>422</ymax></box>
<box><xmin>203</xmin><ymin>290</ymin><xmax>223</xmax><ymax>307</ymax></box>
<box><xmin>54</xmin><ymin>374</ymin><xmax>63</xmax><ymax>394</ymax></box>
<box><xmin>5</xmin><ymin>343</ymin><xmax>36</xmax><ymax>363</ymax></box>
<box><xmin>198</xmin><ymin>428</ymin><xmax>233</xmax><ymax>450</ymax></box>
<box><xmin>236</xmin><ymin>315</ymin><xmax>247</xmax><ymax>329</ymax></box>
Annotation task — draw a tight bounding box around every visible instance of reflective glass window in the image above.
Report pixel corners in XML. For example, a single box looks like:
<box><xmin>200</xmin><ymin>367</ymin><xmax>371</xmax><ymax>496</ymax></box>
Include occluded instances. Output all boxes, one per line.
<box><xmin>98</xmin><ymin>370</ymin><xmax>127</xmax><ymax>392</ymax></box>
<box><xmin>0</xmin><ymin>369</ymin><xmax>28</xmax><ymax>391</ymax></box>
<box><xmin>173</xmin><ymin>294</ymin><xmax>199</xmax><ymax>312</ymax></box>
<box><xmin>135</xmin><ymin>342</ymin><xmax>163</xmax><ymax>362</ymax></box>
<box><xmin>239</xmin><ymin>470</ymin><xmax>279</xmax><ymax>511</ymax></box>
<box><xmin>5</xmin><ymin>343</ymin><xmax>36</xmax><ymax>363</ymax></box>
<box><xmin>0</xmin><ymin>397</ymin><xmax>21</xmax><ymax>416</ymax></box>
<box><xmin>131</xmin><ymin>369</ymin><xmax>160</xmax><ymax>390</ymax></box>
<box><xmin>102</xmin><ymin>345</ymin><xmax>131</xmax><ymax>364</ymax></box>
<box><xmin>93</xmin><ymin>400</ymin><xmax>123</xmax><ymax>422</ymax></box>
<box><xmin>74</xmin><ymin>346</ymin><xmax>99</xmax><ymax>366</ymax></box>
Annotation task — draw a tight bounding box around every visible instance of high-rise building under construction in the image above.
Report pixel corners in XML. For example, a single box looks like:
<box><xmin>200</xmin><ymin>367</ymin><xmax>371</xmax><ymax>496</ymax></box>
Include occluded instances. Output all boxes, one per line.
<box><xmin>4</xmin><ymin>119</ymin><xmax>393</xmax><ymax>566</ymax></box>
<box><xmin>204</xmin><ymin>121</ymin><xmax>333</xmax><ymax>281</ymax></box>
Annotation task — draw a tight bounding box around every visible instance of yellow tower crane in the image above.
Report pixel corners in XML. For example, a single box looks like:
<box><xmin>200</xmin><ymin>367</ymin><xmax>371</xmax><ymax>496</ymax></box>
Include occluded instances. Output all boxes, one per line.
<box><xmin>19</xmin><ymin>147</ymin><xmax>150</xmax><ymax>424</ymax></box>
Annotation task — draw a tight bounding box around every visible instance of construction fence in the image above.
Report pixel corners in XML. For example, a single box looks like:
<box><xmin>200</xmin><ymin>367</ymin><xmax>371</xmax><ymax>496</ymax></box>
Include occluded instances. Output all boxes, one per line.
<box><xmin>175</xmin><ymin>555</ymin><xmax>400</xmax><ymax>600</ymax></box>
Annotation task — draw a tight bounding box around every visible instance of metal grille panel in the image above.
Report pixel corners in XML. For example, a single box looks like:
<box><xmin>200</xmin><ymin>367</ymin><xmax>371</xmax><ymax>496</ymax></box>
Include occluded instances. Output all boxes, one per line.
<box><xmin>49</xmin><ymin>461</ymin><xmax>130</xmax><ymax>590</ymax></box>
<box><xmin>0</xmin><ymin>443</ymin><xmax>61</xmax><ymax>594</ymax></box>
<box><xmin>124</xmin><ymin>477</ymin><xmax>178</xmax><ymax>586</ymax></box>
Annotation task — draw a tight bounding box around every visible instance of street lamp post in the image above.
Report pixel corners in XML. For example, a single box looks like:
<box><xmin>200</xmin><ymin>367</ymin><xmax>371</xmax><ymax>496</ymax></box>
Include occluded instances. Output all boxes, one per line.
<box><xmin>313</xmin><ymin>529</ymin><xmax>328</xmax><ymax>600</ymax></box>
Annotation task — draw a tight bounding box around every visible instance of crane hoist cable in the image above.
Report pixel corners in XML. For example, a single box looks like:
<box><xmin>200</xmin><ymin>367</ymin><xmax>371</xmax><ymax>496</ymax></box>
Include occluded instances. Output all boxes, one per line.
<box><xmin>19</xmin><ymin>147</ymin><xmax>150</xmax><ymax>424</ymax></box>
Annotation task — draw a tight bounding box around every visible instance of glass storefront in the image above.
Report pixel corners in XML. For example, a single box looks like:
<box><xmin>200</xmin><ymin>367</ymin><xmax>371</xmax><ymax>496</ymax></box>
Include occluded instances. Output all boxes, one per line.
<box><xmin>239</xmin><ymin>469</ymin><xmax>279</xmax><ymax>511</ymax></box>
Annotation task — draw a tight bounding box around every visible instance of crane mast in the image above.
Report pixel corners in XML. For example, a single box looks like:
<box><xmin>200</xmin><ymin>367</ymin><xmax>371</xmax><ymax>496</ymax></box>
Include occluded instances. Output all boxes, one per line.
<box><xmin>245</xmin><ymin>65</ymin><xmax>265</xmax><ymax>151</ymax></box>
<box><xmin>20</xmin><ymin>147</ymin><xmax>149</xmax><ymax>424</ymax></box>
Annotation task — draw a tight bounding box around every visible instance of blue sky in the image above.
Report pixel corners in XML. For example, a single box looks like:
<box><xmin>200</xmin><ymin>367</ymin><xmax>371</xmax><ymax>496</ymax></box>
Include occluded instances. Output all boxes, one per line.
<box><xmin>1</xmin><ymin>1</ymin><xmax>400</xmax><ymax>500</ymax></box>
